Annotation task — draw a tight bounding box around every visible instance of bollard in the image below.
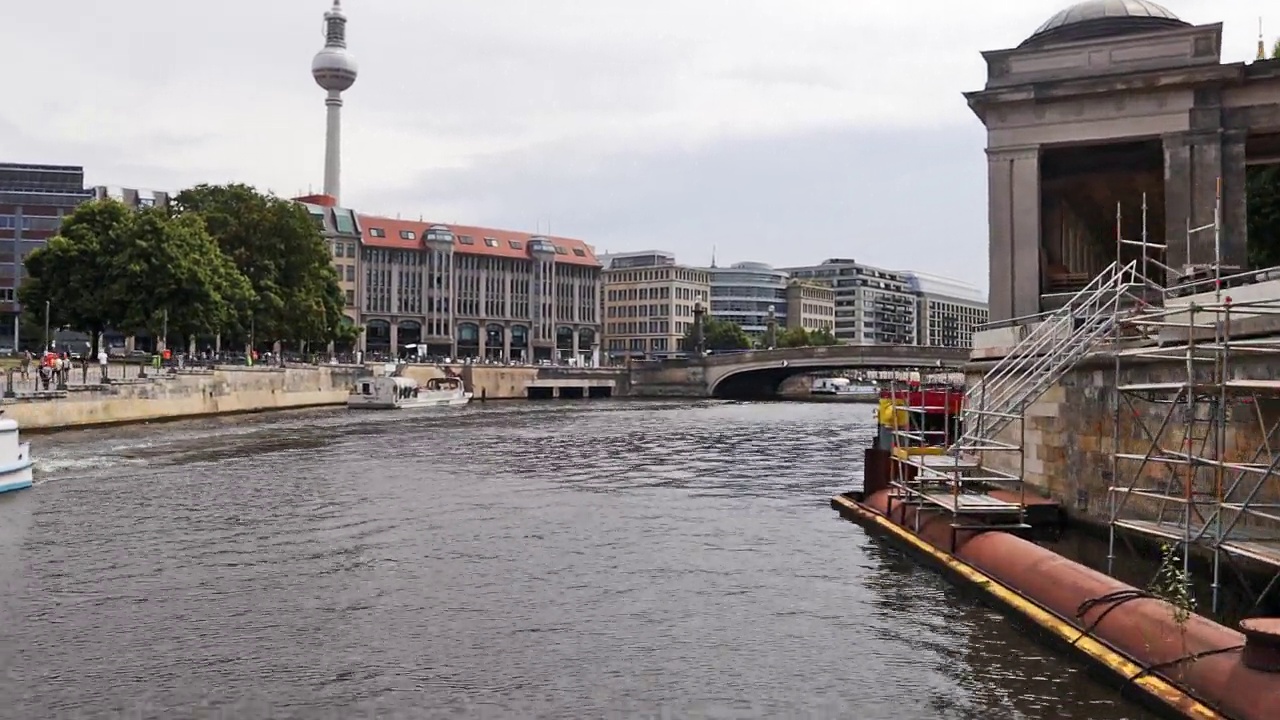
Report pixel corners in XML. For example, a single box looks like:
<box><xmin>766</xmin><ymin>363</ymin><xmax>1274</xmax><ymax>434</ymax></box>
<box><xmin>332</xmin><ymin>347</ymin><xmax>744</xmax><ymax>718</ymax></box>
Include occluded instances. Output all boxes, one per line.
<box><xmin>3</xmin><ymin>368</ymin><xmax>14</xmax><ymax>399</ymax></box>
<box><xmin>82</xmin><ymin>363</ymin><xmax>88</xmax><ymax>385</ymax></box>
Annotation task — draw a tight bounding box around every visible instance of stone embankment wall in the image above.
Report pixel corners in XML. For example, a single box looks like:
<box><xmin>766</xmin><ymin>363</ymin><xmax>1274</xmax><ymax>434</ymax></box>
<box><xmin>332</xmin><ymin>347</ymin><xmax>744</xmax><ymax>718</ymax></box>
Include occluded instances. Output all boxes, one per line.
<box><xmin>969</xmin><ymin>352</ymin><xmax>1280</xmax><ymax>525</ymax></box>
<box><xmin>5</xmin><ymin>365</ymin><xmax>364</xmax><ymax>431</ymax></box>
<box><xmin>628</xmin><ymin>360</ymin><xmax>707</xmax><ymax>398</ymax></box>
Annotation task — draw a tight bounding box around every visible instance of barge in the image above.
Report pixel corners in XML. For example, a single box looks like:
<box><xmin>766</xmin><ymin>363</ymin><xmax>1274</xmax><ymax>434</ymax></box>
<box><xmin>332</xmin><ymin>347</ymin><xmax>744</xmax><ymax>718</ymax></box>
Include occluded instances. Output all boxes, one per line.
<box><xmin>834</xmin><ymin>384</ymin><xmax>1280</xmax><ymax>718</ymax></box>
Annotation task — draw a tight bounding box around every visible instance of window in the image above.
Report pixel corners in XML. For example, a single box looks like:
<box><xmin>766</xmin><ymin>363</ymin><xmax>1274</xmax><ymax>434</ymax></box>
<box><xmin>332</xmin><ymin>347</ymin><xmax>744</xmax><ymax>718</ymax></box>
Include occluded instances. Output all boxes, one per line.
<box><xmin>345</xmin><ymin>289</ymin><xmax>355</xmax><ymax>306</ymax></box>
<box><xmin>458</xmin><ymin>236</ymin><xmax>475</xmax><ymax>245</ymax></box>
<box><xmin>508</xmin><ymin>240</ymin><xmax>523</xmax><ymax>250</ymax></box>
<box><xmin>572</xmin><ymin>248</ymin><xmax>586</xmax><ymax>257</ymax></box>
<box><xmin>310</xmin><ymin>213</ymin><xmax>325</xmax><ymax>230</ymax></box>
<box><xmin>0</xmin><ymin>288</ymin><xmax>12</xmax><ymax>302</ymax></box>
<box><xmin>400</xmin><ymin>230</ymin><xmax>415</xmax><ymax>240</ymax></box>
<box><xmin>345</xmin><ymin>242</ymin><xmax>356</xmax><ymax>257</ymax></box>
<box><xmin>345</xmin><ymin>265</ymin><xmax>355</xmax><ymax>282</ymax></box>
<box><xmin>332</xmin><ymin>242</ymin><xmax>341</xmax><ymax>256</ymax></box>
<box><xmin>554</xmin><ymin>246</ymin><xmax>568</xmax><ymax>255</ymax></box>
<box><xmin>370</xmin><ymin>228</ymin><xmax>386</xmax><ymax>237</ymax></box>
<box><xmin>484</xmin><ymin>238</ymin><xmax>499</xmax><ymax>247</ymax></box>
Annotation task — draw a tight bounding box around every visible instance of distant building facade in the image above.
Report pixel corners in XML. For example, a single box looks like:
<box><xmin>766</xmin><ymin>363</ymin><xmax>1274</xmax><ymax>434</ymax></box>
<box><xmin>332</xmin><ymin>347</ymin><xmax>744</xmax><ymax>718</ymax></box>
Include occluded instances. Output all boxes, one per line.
<box><xmin>601</xmin><ymin>250</ymin><xmax>710</xmax><ymax>358</ymax></box>
<box><xmin>903</xmin><ymin>272</ymin><xmax>989</xmax><ymax>348</ymax></box>
<box><xmin>295</xmin><ymin>194</ymin><xmax>361</xmax><ymax>327</ymax></box>
<box><xmin>782</xmin><ymin>258</ymin><xmax>917</xmax><ymax>345</ymax></box>
<box><xmin>707</xmin><ymin>262</ymin><xmax>789</xmax><ymax>335</ymax></box>
<box><xmin>0</xmin><ymin>163</ymin><xmax>93</xmax><ymax>349</ymax></box>
<box><xmin>357</xmin><ymin>216</ymin><xmax>602</xmax><ymax>362</ymax></box>
<box><xmin>92</xmin><ymin>186</ymin><xmax>171</xmax><ymax>209</ymax></box>
<box><xmin>784</xmin><ymin>280</ymin><xmax>836</xmax><ymax>333</ymax></box>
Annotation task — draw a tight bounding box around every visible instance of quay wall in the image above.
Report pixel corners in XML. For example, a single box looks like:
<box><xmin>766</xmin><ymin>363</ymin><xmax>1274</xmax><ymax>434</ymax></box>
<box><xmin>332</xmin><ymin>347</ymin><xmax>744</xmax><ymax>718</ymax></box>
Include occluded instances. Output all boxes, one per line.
<box><xmin>3</xmin><ymin>365</ymin><xmax>363</xmax><ymax>431</ymax></box>
<box><xmin>968</xmin><ymin>352</ymin><xmax>1280</xmax><ymax>524</ymax></box>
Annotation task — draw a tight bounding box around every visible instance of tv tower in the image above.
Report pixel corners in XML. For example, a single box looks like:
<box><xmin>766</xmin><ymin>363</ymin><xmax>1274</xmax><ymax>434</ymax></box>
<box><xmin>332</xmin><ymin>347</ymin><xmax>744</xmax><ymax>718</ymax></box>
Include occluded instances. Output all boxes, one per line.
<box><xmin>311</xmin><ymin>0</ymin><xmax>358</xmax><ymax>203</ymax></box>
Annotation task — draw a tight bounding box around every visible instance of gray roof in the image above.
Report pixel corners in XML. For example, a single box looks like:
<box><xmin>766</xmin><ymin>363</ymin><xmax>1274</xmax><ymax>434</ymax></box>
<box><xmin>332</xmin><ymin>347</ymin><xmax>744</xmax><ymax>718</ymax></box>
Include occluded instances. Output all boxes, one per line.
<box><xmin>1023</xmin><ymin>0</ymin><xmax>1187</xmax><ymax>48</ymax></box>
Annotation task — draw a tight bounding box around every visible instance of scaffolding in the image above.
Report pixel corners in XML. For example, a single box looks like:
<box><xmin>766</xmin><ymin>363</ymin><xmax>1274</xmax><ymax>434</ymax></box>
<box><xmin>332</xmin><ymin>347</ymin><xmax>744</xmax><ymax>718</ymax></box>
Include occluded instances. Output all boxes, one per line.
<box><xmin>1107</xmin><ymin>180</ymin><xmax>1280</xmax><ymax>615</ymax></box>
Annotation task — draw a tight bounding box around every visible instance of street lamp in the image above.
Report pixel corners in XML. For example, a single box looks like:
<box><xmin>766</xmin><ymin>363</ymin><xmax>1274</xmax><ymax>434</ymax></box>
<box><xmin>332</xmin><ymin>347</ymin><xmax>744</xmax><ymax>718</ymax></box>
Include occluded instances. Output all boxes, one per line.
<box><xmin>766</xmin><ymin>304</ymin><xmax>777</xmax><ymax>350</ymax></box>
<box><xmin>43</xmin><ymin>300</ymin><xmax>50</xmax><ymax>352</ymax></box>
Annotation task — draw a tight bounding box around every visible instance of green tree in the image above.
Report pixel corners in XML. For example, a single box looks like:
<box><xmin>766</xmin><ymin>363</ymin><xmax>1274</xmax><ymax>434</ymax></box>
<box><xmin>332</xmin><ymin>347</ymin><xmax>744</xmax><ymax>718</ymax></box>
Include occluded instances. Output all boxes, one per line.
<box><xmin>172</xmin><ymin>183</ymin><xmax>356</xmax><ymax>347</ymax></box>
<box><xmin>110</xmin><ymin>208</ymin><xmax>254</xmax><ymax>344</ymax></box>
<box><xmin>809</xmin><ymin>327</ymin><xmax>838</xmax><ymax>346</ymax></box>
<box><xmin>777</xmin><ymin>326</ymin><xmax>810</xmax><ymax>348</ymax></box>
<box><xmin>683</xmin><ymin>316</ymin><xmax>751</xmax><ymax>352</ymax></box>
<box><xmin>19</xmin><ymin>200</ymin><xmax>136</xmax><ymax>354</ymax></box>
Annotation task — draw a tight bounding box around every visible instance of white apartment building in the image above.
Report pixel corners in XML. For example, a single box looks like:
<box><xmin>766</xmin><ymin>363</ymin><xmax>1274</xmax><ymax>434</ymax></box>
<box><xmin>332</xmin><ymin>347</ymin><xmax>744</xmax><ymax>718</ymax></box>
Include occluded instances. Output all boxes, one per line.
<box><xmin>782</xmin><ymin>258</ymin><xmax>918</xmax><ymax>345</ymax></box>
<box><xmin>601</xmin><ymin>250</ymin><xmax>710</xmax><ymax>358</ymax></box>
<box><xmin>902</xmin><ymin>272</ymin><xmax>989</xmax><ymax>348</ymax></box>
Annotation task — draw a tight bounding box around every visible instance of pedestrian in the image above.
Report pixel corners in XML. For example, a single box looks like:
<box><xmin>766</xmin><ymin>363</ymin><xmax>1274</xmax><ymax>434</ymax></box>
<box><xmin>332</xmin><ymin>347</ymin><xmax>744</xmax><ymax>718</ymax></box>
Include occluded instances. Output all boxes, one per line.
<box><xmin>98</xmin><ymin>346</ymin><xmax>108</xmax><ymax>382</ymax></box>
<box><xmin>19</xmin><ymin>350</ymin><xmax>30</xmax><ymax>380</ymax></box>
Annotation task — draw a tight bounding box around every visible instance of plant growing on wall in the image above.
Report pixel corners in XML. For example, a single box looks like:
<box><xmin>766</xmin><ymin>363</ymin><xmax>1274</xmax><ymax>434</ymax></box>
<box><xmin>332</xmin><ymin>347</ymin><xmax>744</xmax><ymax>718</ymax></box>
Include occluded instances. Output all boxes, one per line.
<box><xmin>1148</xmin><ymin>542</ymin><xmax>1196</xmax><ymax>628</ymax></box>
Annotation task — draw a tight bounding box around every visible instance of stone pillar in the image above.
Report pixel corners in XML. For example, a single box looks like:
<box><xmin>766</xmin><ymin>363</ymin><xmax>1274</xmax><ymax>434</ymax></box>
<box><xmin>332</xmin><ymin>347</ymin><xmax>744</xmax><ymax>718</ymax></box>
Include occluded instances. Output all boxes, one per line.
<box><xmin>478</xmin><ymin>326</ymin><xmax>487</xmax><ymax>359</ymax></box>
<box><xmin>503</xmin><ymin>323</ymin><xmax>512</xmax><ymax>360</ymax></box>
<box><xmin>1164</xmin><ymin>130</ymin><xmax>1248</xmax><ymax>272</ymax></box>
<box><xmin>572</xmin><ymin>328</ymin><xmax>580</xmax><ymax>361</ymax></box>
<box><xmin>389</xmin><ymin>322</ymin><xmax>399</xmax><ymax>357</ymax></box>
<box><xmin>986</xmin><ymin>146</ymin><xmax>1042</xmax><ymax>322</ymax></box>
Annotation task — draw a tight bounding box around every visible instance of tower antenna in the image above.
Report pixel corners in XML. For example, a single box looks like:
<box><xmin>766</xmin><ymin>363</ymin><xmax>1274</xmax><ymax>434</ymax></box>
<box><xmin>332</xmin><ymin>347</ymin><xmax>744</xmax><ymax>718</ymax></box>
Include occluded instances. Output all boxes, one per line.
<box><xmin>312</xmin><ymin>0</ymin><xmax>358</xmax><ymax>204</ymax></box>
<box><xmin>1259</xmin><ymin>18</ymin><xmax>1267</xmax><ymax>61</ymax></box>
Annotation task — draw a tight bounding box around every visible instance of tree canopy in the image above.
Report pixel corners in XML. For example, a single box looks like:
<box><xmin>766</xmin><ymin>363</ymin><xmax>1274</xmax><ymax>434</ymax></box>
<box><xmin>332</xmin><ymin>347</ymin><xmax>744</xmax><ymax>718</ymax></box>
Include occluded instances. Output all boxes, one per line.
<box><xmin>683</xmin><ymin>316</ymin><xmax>752</xmax><ymax>352</ymax></box>
<box><xmin>173</xmin><ymin>184</ymin><xmax>356</xmax><ymax>346</ymax></box>
<box><xmin>1248</xmin><ymin>41</ymin><xmax>1280</xmax><ymax>268</ymax></box>
<box><xmin>20</xmin><ymin>185</ymin><xmax>357</xmax><ymax>350</ymax></box>
<box><xmin>776</xmin><ymin>326</ymin><xmax>839</xmax><ymax>348</ymax></box>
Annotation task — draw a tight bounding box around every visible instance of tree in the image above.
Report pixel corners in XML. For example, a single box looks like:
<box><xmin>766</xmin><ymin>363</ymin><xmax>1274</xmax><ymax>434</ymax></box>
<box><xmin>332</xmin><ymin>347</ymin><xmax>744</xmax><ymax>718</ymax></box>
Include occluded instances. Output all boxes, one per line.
<box><xmin>109</xmin><ymin>208</ymin><xmax>254</xmax><ymax>345</ymax></box>
<box><xmin>683</xmin><ymin>316</ymin><xmax>751</xmax><ymax>352</ymax></box>
<box><xmin>776</xmin><ymin>326</ymin><xmax>810</xmax><ymax>348</ymax></box>
<box><xmin>19</xmin><ymin>200</ymin><xmax>136</xmax><ymax>355</ymax></box>
<box><xmin>809</xmin><ymin>327</ymin><xmax>839</xmax><ymax>346</ymax></box>
<box><xmin>173</xmin><ymin>183</ymin><xmax>357</xmax><ymax>347</ymax></box>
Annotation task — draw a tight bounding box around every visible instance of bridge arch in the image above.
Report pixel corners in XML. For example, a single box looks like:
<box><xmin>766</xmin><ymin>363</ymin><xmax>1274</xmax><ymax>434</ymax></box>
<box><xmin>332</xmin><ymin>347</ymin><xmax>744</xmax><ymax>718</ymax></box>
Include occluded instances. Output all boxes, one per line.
<box><xmin>703</xmin><ymin>347</ymin><xmax>969</xmax><ymax>399</ymax></box>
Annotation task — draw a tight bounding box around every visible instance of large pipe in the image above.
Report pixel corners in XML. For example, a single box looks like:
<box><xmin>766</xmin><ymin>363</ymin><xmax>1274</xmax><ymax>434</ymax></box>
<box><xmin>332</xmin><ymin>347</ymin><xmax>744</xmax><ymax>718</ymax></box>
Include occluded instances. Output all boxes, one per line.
<box><xmin>958</xmin><ymin>532</ymin><xmax>1280</xmax><ymax>718</ymax></box>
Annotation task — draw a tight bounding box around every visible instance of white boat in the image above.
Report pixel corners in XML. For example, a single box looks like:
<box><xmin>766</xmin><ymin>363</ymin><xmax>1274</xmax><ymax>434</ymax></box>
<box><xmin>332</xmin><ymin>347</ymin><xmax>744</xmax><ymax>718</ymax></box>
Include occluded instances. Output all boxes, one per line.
<box><xmin>810</xmin><ymin>377</ymin><xmax>880</xmax><ymax>402</ymax></box>
<box><xmin>347</xmin><ymin>375</ymin><xmax>473</xmax><ymax>410</ymax></box>
<box><xmin>0</xmin><ymin>414</ymin><xmax>34</xmax><ymax>494</ymax></box>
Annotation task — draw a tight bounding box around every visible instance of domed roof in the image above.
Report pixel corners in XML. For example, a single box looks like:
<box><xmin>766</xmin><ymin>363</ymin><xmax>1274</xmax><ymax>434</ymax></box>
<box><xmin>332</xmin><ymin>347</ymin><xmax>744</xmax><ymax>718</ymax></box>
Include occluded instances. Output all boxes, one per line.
<box><xmin>1021</xmin><ymin>0</ymin><xmax>1189</xmax><ymax>48</ymax></box>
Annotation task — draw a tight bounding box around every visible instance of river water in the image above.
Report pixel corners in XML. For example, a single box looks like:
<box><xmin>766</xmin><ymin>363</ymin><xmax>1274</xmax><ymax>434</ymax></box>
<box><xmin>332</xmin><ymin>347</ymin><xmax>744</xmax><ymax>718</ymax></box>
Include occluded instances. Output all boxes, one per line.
<box><xmin>0</xmin><ymin>400</ymin><xmax>1160</xmax><ymax>720</ymax></box>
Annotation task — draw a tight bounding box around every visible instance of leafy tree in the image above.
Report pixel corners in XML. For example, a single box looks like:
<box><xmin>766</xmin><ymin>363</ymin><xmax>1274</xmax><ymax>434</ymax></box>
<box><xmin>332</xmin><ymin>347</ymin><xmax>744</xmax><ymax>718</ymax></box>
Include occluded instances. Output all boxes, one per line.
<box><xmin>172</xmin><ymin>183</ymin><xmax>357</xmax><ymax>347</ymax></box>
<box><xmin>19</xmin><ymin>200</ymin><xmax>136</xmax><ymax>355</ymax></box>
<box><xmin>110</xmin><ymin>208</ymin><xmax>254</xmax><ymax>345</ymax></box>
<box><xmin>809</xmin><ymin>327</ymin><xmax>838</xmax><ymax>346</ymax></box>
<box><xmin>777</xmin><ymin>326</ymin><xmax>810</xmax><ymax>348</ymax></box>
<box><xmin>683</xmin><ymin>316</ymin><xmax>751</xmax><ymax>352</ymax></box>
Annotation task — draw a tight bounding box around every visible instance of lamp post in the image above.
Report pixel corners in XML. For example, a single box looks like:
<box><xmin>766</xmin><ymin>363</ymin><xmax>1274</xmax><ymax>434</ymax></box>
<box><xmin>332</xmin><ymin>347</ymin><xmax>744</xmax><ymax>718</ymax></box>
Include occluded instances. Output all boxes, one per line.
<box><xmin>765</xmin><ymin>304</ymin><xmax>777</xmax><ymax>350</ymax></box>
<box><xmin>691</xmin><ymin>301</ymin><xmax>706</xmax><ymax>356</ymax></box>
<box><xmin>43</xmin><ymin>300</ymin><xmax>50</xmax><ymax>352</ymax></box>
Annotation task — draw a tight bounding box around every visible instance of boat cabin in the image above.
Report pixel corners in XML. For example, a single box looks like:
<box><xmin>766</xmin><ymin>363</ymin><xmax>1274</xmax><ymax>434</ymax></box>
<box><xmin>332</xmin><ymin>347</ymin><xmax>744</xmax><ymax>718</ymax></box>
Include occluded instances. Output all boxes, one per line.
<box><xmin>425</xmin><ymin>377</ymin><xmax>463</xmax><ymax>392</ymax></box>
<box><xmin>350</xmin><ymin>376</ymin><xmax>420</xmax><ymax>409</ymax></box>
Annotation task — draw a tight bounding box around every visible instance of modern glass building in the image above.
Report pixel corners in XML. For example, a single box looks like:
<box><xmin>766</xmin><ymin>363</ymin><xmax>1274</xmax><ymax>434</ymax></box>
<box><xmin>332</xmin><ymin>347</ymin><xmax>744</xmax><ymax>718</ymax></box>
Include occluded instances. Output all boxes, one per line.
<box><xmin>708</xmin><ymin>262</ymin><xmax>789</xmax><ymax>335</ymax></box>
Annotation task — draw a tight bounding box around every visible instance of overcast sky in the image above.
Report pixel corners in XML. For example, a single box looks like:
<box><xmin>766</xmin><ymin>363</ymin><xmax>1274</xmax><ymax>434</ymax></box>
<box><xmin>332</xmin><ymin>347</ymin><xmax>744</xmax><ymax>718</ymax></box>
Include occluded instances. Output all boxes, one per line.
<box><xmin>0</xmin><ymin>1</ymin><xmax>1271</xmax><ymax>293</ymax></box>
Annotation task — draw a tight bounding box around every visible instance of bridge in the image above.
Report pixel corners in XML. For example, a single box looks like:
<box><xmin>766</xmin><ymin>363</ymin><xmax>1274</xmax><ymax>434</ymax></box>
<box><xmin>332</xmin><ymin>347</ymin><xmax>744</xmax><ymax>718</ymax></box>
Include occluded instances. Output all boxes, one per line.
<box><xmin>628</xmin><ymin>345</ymin><xmax>971</xmax><ymax>399</ymax></box>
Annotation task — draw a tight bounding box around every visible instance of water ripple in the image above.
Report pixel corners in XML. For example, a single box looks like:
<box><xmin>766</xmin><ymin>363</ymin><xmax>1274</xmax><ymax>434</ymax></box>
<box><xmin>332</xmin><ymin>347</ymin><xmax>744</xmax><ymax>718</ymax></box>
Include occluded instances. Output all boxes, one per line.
<box><xmin>0</xmin><ymin>400</ymin><xmax>1158</xmax><ymax>720</ymax></box>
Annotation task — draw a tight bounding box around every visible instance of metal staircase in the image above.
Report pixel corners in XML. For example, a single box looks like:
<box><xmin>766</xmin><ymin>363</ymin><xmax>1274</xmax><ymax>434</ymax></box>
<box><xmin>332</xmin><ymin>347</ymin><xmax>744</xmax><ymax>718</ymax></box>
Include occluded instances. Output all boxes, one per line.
<box><xmin>956</xmin><ymin>260</ymin><xmax>1145</xmax><ymax>456</ymax></box>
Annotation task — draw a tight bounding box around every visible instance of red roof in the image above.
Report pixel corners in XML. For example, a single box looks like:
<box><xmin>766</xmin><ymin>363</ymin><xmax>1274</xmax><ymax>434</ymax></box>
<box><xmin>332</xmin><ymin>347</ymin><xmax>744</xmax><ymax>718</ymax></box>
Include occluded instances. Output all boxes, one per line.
<box><xmin>293</xmin><ymin>193</ymin><xmax>337</xmax><ymax>207</ymax></box>
<box><xmin>355</xmin><ymin>215</ymin><xmax>600</xmax><ymax>267</ymax></box>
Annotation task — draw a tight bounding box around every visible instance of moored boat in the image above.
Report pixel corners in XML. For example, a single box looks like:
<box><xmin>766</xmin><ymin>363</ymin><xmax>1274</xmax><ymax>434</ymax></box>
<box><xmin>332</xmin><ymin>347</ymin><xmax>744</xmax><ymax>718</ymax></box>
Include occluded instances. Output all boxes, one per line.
<box><xmin>347</xmin><ymin>375</ymin><xmax>473</xmax><ymax>410</ymax></box>
<box><xmin>0</xmin><ymin>414</ymin><xmax>34</xmax><ymax>494</ymax></box>
<box><xmin>809</xmin><ymin>377</ymin><xmax>879</xmax><ymax>402</ymax></box>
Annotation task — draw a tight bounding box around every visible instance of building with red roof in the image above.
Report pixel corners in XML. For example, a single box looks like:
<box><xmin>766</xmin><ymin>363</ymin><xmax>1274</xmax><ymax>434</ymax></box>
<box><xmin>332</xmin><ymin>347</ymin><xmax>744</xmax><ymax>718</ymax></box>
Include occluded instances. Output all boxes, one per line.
<box><xmin>353</xmin><ymin>214</ymin><xmax>602</xmax><ymax>361</ymax></box>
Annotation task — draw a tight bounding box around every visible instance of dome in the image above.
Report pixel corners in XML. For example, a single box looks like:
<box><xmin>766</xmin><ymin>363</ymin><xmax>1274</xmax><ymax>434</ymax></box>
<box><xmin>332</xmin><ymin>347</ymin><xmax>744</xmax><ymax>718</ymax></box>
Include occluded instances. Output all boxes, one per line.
<box><xmin>1021</xmin><ymin>0</ymin><xmax>1189</xmax><ymax>48</ymax></box>
<box><xmin>312</xmin><ymin>48</ymin><xmax>358</xmax><ymax>91</ymax></box>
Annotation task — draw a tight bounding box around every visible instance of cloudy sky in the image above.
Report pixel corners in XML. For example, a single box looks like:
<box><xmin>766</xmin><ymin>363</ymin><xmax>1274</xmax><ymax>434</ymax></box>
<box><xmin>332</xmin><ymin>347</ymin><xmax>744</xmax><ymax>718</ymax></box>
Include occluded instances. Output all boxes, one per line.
<box><xmin>0</xmin><ymin>0</ymin><xmax>1271</xmax><ymax>293</ymax></box>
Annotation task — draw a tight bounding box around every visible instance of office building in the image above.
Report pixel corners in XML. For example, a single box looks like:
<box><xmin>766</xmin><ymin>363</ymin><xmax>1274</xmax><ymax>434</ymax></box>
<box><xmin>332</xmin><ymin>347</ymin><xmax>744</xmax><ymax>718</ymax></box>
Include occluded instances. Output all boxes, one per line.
<box><xmin>91</xmin><ymin>186</ymin><xmax>172</xmax><ymax>209</ymax></box>
<box><xmin>707</xmin><ymin>262</ymin><xmax>789</xmax><ymax>335</ymax></box>
<box><xmin>357</xmin><ymin>215</ymin><xmax>602</xmax><ymax>362</ymax></box>
<box><xmin>295</xmin><ymin>194</ymin><xmax>362</xmax><ymax>330</ymax></box>
<box><xmin>600</xmin><ymin>250</ymin><xmax>710</xmax><ymax>358</ymax></box>
<box><xmin>784</xmin><ymin>280</ymin><xmax>836</xmax><ymax>333</ymax></box>
<box><xmin>903</xmin><ymin>272</ymin><xmax>989</xmax><ymax>348</ymax></box>
<box><xmin>0</xmin><ymin>163</ymin><xmax>93</xmax><ymax>349</ymax></box>
<box><xmin>783</xmin><ymin>258</ymin><xmax>918</xmax><ymax>345</ymax></box>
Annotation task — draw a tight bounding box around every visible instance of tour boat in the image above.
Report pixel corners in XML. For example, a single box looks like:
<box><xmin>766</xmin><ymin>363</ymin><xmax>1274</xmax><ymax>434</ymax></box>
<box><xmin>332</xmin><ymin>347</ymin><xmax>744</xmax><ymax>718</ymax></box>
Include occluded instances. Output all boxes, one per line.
<box><xmin>347</xmin><ymin>375</ymin><xmax>473</xmax><ymax>410</ymax></box>
<box><xmin>0</xmin><ymin>414</ymin><xmax>34</xmax><ymax>494</ymax></box>
<box><xmin>810</xmin><ymin>377</ymin><xmax>880</xmax><ymax>402</ymax></box>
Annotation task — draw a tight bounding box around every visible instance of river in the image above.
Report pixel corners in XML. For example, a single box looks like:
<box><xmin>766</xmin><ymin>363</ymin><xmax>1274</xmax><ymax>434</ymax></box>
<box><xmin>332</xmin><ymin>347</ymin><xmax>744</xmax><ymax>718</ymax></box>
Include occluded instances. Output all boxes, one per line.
<box><xmin>0</xmin><ymin>400</ymin><xmax>1159</xmax><ymax>719</ymax></box>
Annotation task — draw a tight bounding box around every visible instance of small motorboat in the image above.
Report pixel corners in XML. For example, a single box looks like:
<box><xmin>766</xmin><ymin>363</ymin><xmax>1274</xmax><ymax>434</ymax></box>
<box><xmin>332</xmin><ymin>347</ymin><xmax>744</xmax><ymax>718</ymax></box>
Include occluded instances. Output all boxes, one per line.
<box><xmin>0</xmin><ymin>413</ymin><xmax>34</xmax><ymax>494</ymax></box>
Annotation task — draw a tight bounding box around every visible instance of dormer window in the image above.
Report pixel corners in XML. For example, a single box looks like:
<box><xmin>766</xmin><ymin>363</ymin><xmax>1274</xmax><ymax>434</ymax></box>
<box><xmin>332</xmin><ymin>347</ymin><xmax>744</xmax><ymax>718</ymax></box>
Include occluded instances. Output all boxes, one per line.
<box><xmin>400</xmin><ymin>230</ymin><xmax>415</xmax><ymax>240</ymax></box>
<box><xmin>457</xmin><ymin>235</ymin><xmax>475</xmax><ymax>245</ymax></box>
<box><xmin>554</xmin><ymin>246</ymin><xmax>568</xmax><ymax>255</ymax></box>
<box><xmin>572</xmin><ymin>248</ymin><xmax>586</xmax><ymax>257</ymax></box>
<box><xmin>369</xmin><ymin>228</ymin><xmax>386</xmax><ymax>237</ymax></box>
<box><xmin>484</xmin><ymin>238</ymin><xmax>499</xmax><ymax>247</ymax></box>
<box><xmin>509</xmin><ymin>240</ymin><xmax>523</xmax><ymax>249</ymax></box>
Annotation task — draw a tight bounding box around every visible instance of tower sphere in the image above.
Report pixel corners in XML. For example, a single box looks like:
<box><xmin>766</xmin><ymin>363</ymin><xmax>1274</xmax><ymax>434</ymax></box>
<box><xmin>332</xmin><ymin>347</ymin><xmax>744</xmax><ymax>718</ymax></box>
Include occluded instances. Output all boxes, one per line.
<box><xmin>312</xmin><ymin>49</ymin><xmax>358</xmax><ymax>92</ymax></box>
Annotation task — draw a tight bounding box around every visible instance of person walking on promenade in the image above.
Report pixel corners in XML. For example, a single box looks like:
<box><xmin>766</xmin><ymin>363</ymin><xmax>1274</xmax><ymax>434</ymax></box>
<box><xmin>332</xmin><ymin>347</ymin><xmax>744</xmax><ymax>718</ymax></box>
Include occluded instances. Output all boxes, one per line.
<box><xmin>19</xmin><ymin>350</ymin><xmax>30</xmax><ymax>380</ymax></box>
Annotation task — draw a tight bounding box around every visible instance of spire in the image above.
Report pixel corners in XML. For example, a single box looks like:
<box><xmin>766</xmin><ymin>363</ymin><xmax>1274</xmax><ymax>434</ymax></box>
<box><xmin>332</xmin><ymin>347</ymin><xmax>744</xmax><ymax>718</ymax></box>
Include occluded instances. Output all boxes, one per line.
<box><xmin>1259</xmin><ymin>18</ymin><xmax>1267</xmax><ymax>61</ymax></box>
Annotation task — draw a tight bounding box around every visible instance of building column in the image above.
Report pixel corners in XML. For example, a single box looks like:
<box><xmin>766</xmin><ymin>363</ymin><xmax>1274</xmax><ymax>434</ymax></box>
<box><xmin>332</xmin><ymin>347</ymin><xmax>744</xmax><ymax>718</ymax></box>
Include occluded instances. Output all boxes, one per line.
<box><xmin>478</xmin><ymin>325</ymin><xmax>487</xmax><ymax>358</ymax></box>
<box><xmin>986</xmin><ymin>146</ymin><xmax>1041</xmax><ymax>322</ymax></box>
<box><xmin>572</xmin><ymin>328</ymin><xmax>580</xmax><ymax>360</ymax></box>
<box><xmin>503</xmin><ymin>323</ymin><xmax>512</xmax><ymax>360</ymax></box>
<box><xmin>389</xmin><ymin>322</ymin><xmax>399</xmax><ymax>356</ymax></box>
<box><xmin>1164</xmin><ymin>130</ymin><xmax>1248</xmax><ymax>272</ymax></box>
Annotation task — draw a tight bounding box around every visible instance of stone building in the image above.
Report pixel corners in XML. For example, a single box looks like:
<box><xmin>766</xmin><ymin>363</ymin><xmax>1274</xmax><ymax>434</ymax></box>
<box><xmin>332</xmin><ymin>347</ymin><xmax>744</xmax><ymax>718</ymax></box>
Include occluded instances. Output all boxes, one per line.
<box><xmin>600</xmin><ymin>250</ymin><xmax>710</xmax><ymax>359</ymax></box>
<box><xmin>783</xmin><ymin>280</ymin><xmax>836</xmax><ymax>334</ymax></box>
<box><xmin>294</xmin><ymin>194</ymin><xmax>362</xmax><ymax>329</ymax></box>
<box><xmin>968</xmin><ymin>0</ymin><xmax>1280</xmax><ymax>323</ymax></box>
<box><xmin>783</xmin><ymin>258</ymin><xmax>919</xmax><ymax>345</ymax></box>
<box><xmin>357</xmin><ymin>215</ymin><xmax>602</xmax><ymax>363</ymax></box>
<box><xmin>902</xmin><ymin>272</ymin><xmax>989</xmax><ymax>348</ymax></box>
